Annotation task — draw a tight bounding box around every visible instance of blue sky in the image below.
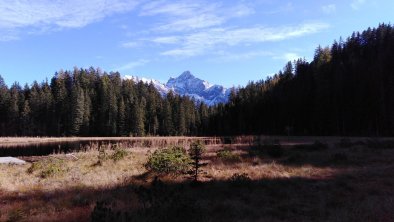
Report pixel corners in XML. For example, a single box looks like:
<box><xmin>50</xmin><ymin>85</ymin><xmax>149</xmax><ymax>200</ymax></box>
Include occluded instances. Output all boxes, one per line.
<box><xmin>0</xmin><ymin>0</ymin><xmax>393</xmax><ymax>87</ymax></box>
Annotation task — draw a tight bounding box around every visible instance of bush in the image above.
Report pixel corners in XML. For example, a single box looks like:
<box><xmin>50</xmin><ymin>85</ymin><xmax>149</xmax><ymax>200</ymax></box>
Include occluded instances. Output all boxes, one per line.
<box><xmin>27</xmin><ymin>159</ymin><xmax>66</xmax><ymax>178</ymax></box>
<box><xmin>7</xmin><ymin>209</ymin><xmax>24</xmax><ymax>222</ymax></box>
<box><xmin>27</xmin><ymin>162</ymin><xmax>42</xmax><ymax>174</ymax></box>
<box><xmin>111</xmin><ymin>148</ymin><xmax>128</xmax><ymax>162</ymax></box>
<box><xmin>40</xmin><ymin>162</ymin><xmax>63</xmax><ymax>178</ymax></box>
<box><xmin>145</xmin><ymin>146</ymin><xmax>191</xmax><ymax>174</ymax></box>
<box><xmin>216</xmin><ymin>149</ymin><xmax>240</xmax><ymax>163</ymax></box>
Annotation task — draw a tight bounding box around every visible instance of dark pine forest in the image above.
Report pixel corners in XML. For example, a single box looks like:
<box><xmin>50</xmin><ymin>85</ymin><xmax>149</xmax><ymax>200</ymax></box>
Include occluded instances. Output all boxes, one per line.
<box><xmin>1</xmin><ymin>24</ymin><xmax>394</xmax><ymax>137</ymax></box>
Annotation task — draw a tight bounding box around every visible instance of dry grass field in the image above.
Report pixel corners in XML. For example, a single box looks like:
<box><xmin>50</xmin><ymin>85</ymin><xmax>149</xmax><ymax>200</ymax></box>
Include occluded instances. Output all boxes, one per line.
<box><xmin>1</xmin><ymin>137</ymin><xmax>394</xmax><ymax>221</ymax></box>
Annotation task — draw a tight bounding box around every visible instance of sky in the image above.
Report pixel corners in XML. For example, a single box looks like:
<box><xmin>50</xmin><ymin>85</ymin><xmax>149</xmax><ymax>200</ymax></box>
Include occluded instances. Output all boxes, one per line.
<box><xmin>0</xmin><ymin>0</ymin><xmax>393</xmax><ymax>88</ymax></box>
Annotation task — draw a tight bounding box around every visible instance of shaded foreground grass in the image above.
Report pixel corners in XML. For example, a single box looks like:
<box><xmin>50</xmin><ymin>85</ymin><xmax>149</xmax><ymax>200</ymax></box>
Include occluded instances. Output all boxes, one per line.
<box><xmin>1</xmin><ymin>139</ymin><xmax>394</xmax><ymax>221</ymax></box>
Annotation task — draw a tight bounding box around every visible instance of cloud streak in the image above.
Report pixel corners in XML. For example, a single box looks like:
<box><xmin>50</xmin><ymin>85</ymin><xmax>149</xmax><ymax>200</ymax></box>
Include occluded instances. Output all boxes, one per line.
<box><xmin>351</xmin><ymin>0</ymin><xmax>366</xmax><ymax>10</ymax></box>
<box><xmin>0</xmin><ymin>0</ymin><xmax>140</xmax><ymax>40</ymax></box>
<box><xmin>274</xmin><ymin>53</ymin><xmax>302</xmax><ymax>62</ymax></box>
<box><xmin>157</xmin><ymin>23</ymin><xmax>330</xmax><ymax>57</ymax></box>
<box><xmin>213</xmin><ymin>50</ymin><xmax>274</xmax><ymax>62</ymax></box>
<box><xmin>121</xmin><ymin>41</ymin><xmax>140</xmax><ymax>48</ymax></box>
<box><xmin>139</xmin><ymin>1</ymin><xmax>254</xmax><ymax>33</ymax></box>
<box><xmin>322</xmin><ymin>4</ymin><xmax>336</xmax><ymax>14</ymax></box>
<box><xmin>115</xmin><ymin>59</ymin><xmax>149</xmax><ymax>71</ymax></box>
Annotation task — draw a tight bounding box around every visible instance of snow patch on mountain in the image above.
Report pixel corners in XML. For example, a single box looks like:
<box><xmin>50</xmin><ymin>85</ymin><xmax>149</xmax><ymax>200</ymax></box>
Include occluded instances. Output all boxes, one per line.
<box><xmin>124</xmin><ymin>75</ymin><xmax>169</xmax><ymax>96</ymax></box>
<box><xmin>125</xmin><ymin>71</ymin><xmax>231</xmax><ymax>105</ymax></box>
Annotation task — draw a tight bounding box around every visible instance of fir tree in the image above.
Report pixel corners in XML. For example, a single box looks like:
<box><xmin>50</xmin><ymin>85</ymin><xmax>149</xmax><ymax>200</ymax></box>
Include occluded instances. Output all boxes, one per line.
<box><xmin>70</xmin><ymin>83</ymin><xmax>85</xmax><ymax>135</ymax></box>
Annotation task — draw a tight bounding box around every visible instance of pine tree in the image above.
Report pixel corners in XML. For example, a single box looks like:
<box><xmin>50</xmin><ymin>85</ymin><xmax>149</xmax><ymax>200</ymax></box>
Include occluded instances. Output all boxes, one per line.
<box><xmin>82</xmin><ymin>91</ymin><xmax>91</xmax><ymax>135</ymax></box>
<box><xmin>189</xmin><ymin>141</ymin><xmax>206</xmax><ymax>182</ymax></box>
<box><xmin>40</xmin><ymin>81</ymin><xmax>54</xmax><ymax>135</ymax></box>
<box><xmin>98</xmin><ymin>74</ymin><xmax>111</xmax><ymax>136</ymax></box>
<box><xmin>51</xmin><ymin>72</ymin><xmax>69</xmax><ymax>136</ymax></box>
<box><xmin>0</xmin><ymin>75</ymin><xmax>10</xmax><ymax>136</ymax></box>
<box><xmin>161</xmin><ymin>100</ymin><xmax>174</xmax><ymax>135</ymax></box>
<box><xmin>21</xmin><ymin>100</ymin><xmax>31</xmax><ymax>136</ymax></box>
<box><xmin>8</xmin><ymin>83</ymin><xmax>21</xmax><ymax>135</ymax></box>
<box><xmin>178</xmin><ymin>103</ymin><xmax>186</xmax><ymax>135</ymax></box>
<box><xmin>70</xmin><ymin>83</ymin><xmax>85</xmax><ymax>135</ymax></box>
<box><xmin>117</xmin><ymin>97</ymin><xmax>126</xmax><ymax>136</ymax></box>
<box><xmin>131</xmin><ymin>98</ymin><xmax>145</xmax><ymax>136</ymax></box>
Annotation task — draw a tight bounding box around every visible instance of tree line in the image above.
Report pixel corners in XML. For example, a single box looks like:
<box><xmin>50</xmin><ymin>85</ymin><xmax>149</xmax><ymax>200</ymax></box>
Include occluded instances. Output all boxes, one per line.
<box><xmin>207</xmin><ymin>23</ymin><xmax>394</xmax><ymax>136</ymax></box>
<box><xmin>1</xmin><ymin>24</ymin><xmax>394</xmax><ymax>137</ymax></box>
<box><xmin>0</xmin><ymin>68</ymin><xmax>212</xmax><ymax>136</ymax></box>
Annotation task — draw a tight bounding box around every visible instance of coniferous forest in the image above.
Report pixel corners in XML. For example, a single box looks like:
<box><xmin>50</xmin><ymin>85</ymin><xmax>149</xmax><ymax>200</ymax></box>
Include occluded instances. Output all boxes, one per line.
<box><xmin>0</xmin><ymin>68</ymin><xmax>211</xmax><ymax>137</ymax></box>
<box><xmin>1</xmin><ymin>24</ymin><xmax>394</xmax><ymax>137</ymax></box>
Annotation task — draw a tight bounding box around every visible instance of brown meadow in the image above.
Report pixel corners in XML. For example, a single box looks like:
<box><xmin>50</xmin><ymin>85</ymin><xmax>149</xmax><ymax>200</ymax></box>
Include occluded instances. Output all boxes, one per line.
<box><xmin>1</xmin><ymin>137</ymin><xmax>394</xmax><ymax>221</ymax></box>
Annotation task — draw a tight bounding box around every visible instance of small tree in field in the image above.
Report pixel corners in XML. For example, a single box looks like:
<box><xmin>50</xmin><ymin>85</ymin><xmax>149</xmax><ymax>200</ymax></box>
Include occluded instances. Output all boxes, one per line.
<box><xmin>189</xmin><ymin>141</ymin><xmax>205</xmax><ymax>182</ymax></box>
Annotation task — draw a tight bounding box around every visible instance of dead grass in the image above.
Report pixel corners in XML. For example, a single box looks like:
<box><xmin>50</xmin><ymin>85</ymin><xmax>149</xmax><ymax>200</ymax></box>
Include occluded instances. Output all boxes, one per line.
<box><xmin>0</xmin><ymin>138</ymin><xmax>394</xmax><ymax>221</ymax></box>
<box><xmin>0</xmin><ymin>148</ymin><xmax>148</xmax><ymax>193</ymax></box>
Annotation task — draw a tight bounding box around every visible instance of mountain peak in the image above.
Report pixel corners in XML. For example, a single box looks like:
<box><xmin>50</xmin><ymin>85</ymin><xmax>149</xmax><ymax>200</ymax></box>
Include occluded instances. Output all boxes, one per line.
<box><xmin>179</xmin><ymin>70</ymin><xmax>194</xmax><ymax>78</ymax></box>
<box><xmin>125</xmin><ymin>71</ymin><xmax>230</xmax><ymax>106</ymax></box>
<box><xmin>173</xmin><ymin>71</ymin><xmax>196</xmax><ymax>81</ymax></box>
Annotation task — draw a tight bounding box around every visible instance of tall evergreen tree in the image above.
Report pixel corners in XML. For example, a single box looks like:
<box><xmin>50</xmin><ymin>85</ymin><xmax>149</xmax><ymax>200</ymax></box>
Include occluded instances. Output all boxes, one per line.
<box><xmin>70</xmin><ymin>83</ymin><xmax>85</xmax><ymax>135</ymax></box>
<box><xmin>0</xmin><ymin>75</ymin><xmax>10</xmax><ymax>136</ymax></box>
<box><xmin>131</xmin><ymin>97</ymin><xmax>145</xmax><ymax>136</ymax></box>
<box><xmin>117</xmin><ymin>97</ymin><xmax>126</xmax><ymax>136</ymax></box>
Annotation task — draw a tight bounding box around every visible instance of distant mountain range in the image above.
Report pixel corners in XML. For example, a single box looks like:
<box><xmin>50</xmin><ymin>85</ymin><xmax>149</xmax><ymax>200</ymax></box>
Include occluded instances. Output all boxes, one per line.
<box><xmin>125</xmin><ymin>71</ymin><xmax>231</xmax><ymax>106</ymax></box>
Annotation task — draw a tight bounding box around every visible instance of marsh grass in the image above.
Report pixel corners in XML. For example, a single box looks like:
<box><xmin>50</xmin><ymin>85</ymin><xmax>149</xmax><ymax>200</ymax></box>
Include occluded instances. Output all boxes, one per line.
<box><xmin>111</xmin><ymin>148</ymin><xmax>128</xmax><ymax>162</ymax></box>
<box><xmin>27</xmin><ymin>158</ymin><xmax>68</xmax><ymax>178</ymax></box>
<box><xmin>216</xmin><ymin>148</ymin><xmax>241</xmax><ymax>163</ymax></box>
<box><xmin>248</xmin><ymin>139</ymin><xmax>284</xmax><ymax>159</ymax></box>
<box><xmin>1</xmin><ymin>137</ymin><xmax>394</xmax><ymax>221</ymax></box>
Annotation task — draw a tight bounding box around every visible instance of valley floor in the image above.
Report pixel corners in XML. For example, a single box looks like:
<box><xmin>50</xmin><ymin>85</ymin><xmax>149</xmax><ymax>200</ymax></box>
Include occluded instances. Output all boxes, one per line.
<box><xmin>0</xmin><ymin>138</ymin><xmax>394</xmax><ymax>221</ymax></box>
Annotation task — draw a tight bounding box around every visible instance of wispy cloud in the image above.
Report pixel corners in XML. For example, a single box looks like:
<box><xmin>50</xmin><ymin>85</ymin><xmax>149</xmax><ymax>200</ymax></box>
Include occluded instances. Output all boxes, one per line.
<box><xmin>0</xmin><ymin>29</ymin><xmax>19</xmax><ymax>42</ymax></box>
<box><xmin>351</xmin><ymin>0</ymin><xmax>366</xmax><ymax>10</ymax></box>
<box><xmin>158</xmin><ymin>23</ymin><xmax>330</xmax><ymax>57</ymax></box>
<box><xmin>115</xmin><ymin>59</ymin><xmax>149</xmax><ymax>72</ymax></box>
<box><xmin>264</xmin><ymin>2</ymin><xmax>294</xmax><ymax>15</ymax></box>
<box><xmin>229</xmin><ymin>4</ymin><xmax>255</xmax><ymax>17</ymax></box>
<box><xmin>121</xmin><ymin>41</ymin><xmax>140</xmax><ymax>48</ymax></box>
<box><xmin>152</xmin><ymin>36</ymin><xmax>181</xmax><ymax>44</ymax></box>
<box><xmin>155</xmin><ymin>14</ymin><xmax>225</xmax><ymax>32</ymax></box>
<box><xmin>139</xmin><ymin>1</ymin><xmax>254</xmax><ymax>33</ymax></box>
<box><xmin>322</xmin><ymin>4</ymin><xmax>336</xmax><ymax>14</ymax></box>
<box><xmin>0</xmin><ymin>0</ymin><xmax>140</xmax><ymax>40</ymax></box>
<box><xmin>128</xmin><ymin>1</ymin><xmax>329</xmax><ymax>58</ymax></box>
<box><xmin>140</xmin><ymin>1</ymin><xmax>218</xmax><ymax>17</ymax></box>
<box><xmin>274</xmin><ymin>53</ymin><xmax>301</xmax><ymax>62</ymax></box>
<box><xmin>213</xmin><ymin>50</ymin><xmax>274</xmax><ymax>62</ymax></box>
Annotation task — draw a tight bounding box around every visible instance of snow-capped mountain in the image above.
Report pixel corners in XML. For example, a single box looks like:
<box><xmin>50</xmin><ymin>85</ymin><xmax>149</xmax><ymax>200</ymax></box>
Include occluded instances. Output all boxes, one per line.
<box><xmin>125</xmin><ymin>71</ymin><xmax>231</xmax><ymax>105</ymax></box>
<box><xmin>124</xmin><ymin>75</ymin><xmax>170</xmax><ymax>95</ymax></box>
